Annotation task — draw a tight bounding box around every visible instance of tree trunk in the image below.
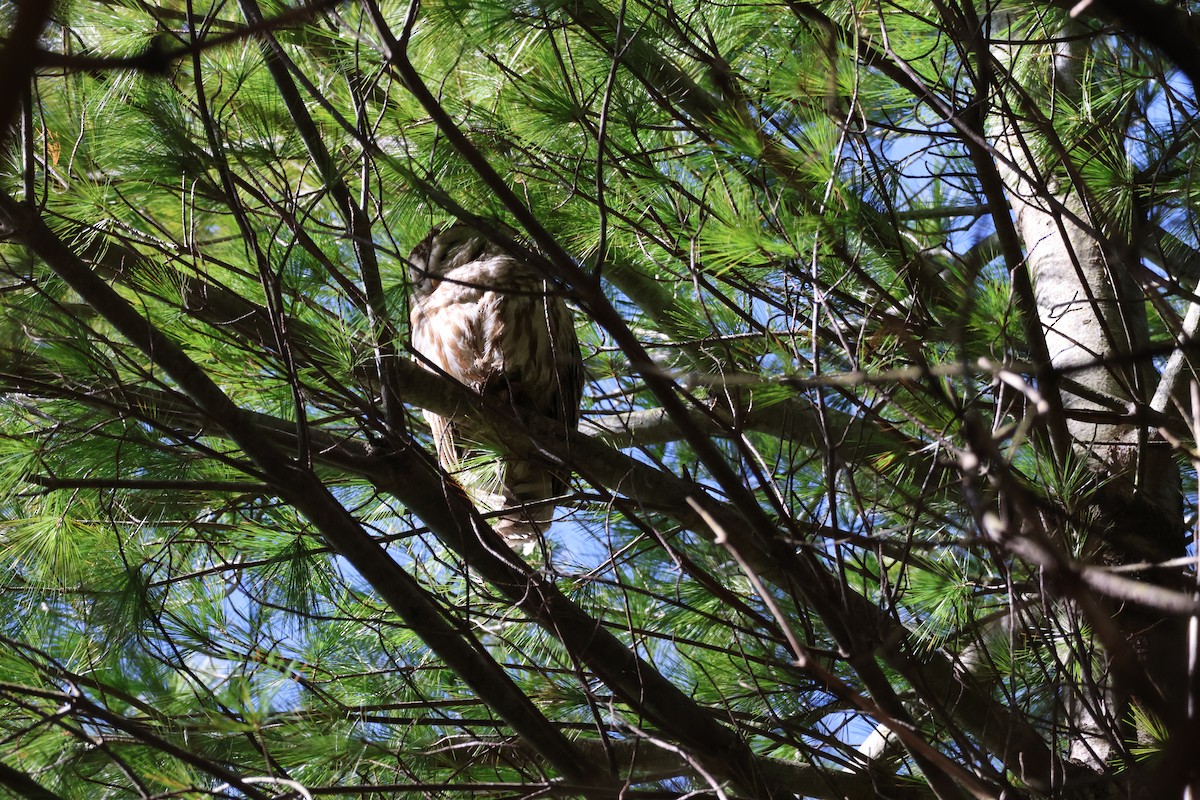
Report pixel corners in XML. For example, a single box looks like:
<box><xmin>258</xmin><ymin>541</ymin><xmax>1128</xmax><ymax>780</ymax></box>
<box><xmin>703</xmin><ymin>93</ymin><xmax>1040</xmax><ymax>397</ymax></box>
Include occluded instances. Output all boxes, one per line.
<box><xmin>988</xmin><ymin>8</ymin><xmax>1184</xmax><ymax>772</ymax></box>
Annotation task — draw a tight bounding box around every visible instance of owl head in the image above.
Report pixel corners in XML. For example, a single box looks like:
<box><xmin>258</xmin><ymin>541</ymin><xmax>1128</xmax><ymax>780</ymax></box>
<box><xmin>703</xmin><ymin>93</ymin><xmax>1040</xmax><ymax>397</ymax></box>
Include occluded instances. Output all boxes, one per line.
<box><xmin>407</xmin><ymin>223</ymin><xmax>489</xmax><ymax>299</ymax></box>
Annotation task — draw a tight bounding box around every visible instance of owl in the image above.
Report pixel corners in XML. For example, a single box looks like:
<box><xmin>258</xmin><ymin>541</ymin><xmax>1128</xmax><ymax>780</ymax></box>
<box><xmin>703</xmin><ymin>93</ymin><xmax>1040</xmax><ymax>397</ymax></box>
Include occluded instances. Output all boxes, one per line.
<box><xmin>407</xmin><ymin>223</ymin><xmax>583</xmax><ymax>547</ymax></box>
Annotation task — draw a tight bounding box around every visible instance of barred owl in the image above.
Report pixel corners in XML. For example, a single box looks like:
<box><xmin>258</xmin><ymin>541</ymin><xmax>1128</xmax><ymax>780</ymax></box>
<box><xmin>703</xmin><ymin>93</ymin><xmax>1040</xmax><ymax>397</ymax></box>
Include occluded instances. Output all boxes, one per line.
<box><xmin>408</xmin><ymin>223</ymin><xmax>583</xmax><ymax>547</ymax></box>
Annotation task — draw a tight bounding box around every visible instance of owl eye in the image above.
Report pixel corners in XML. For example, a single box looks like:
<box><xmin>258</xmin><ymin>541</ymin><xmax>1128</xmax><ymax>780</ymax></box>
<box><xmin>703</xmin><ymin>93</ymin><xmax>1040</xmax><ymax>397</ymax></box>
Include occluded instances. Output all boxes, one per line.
<box><xmin>408</xmin><ymin>270</ymin><xmax>432</xmax><ymax>296</ymax></box>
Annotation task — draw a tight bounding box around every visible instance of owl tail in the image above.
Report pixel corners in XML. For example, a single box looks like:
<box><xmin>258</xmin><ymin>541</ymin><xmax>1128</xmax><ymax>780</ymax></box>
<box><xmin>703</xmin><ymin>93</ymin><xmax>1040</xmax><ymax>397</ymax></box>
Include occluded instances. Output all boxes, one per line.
<box><xmin>494</xmin><ymin>458</ymin><xmax>562</xmax><ymax>549</ymax></box>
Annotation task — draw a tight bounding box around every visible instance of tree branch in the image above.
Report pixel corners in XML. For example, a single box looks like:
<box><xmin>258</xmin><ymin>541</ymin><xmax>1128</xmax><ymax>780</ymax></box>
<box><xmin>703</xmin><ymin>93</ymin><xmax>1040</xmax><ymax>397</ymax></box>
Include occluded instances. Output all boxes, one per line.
<box><xmin>0</xmin><ymin>761</ymin><xmax>65</xmax><ymax>800</ymax></box>
<box><xmin>0</xmin><ymin>190</ymin><xmax>614</xmax><ymax>792</ymax></box>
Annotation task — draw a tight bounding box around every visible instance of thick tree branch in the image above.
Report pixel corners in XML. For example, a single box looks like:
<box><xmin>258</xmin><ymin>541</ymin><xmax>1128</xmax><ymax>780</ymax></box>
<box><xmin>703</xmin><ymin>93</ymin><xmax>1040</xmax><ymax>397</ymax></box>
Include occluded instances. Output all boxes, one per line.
<box><xmin>0</xmin><ymin>190</ymin><xmax>614</xmax><ymax>792</ymax></box>
<box><xmin>0</xmin><ymin>204</ymin><xmax>901</xmax><ymax>800</ymax></box>
<box><xmin>30</xmin><ymin>0</ymin><xmax>342</xmax><ymax>74</ymax></box>
<box><xmin>430</xmin><ymin>736</ymin><xmax>936</xmax><ymax>800</ymax></box>
<box><xmin>1060</xmin><ymin>0</ymin><xmax>1200</xmax><ymax>91</ymax></box>
<box><xmin>4</xmin><ymin>142</ymin><xmax>1057</xmax><ymax>800</ymax></box>
<box><xmin>0</xmin><ymin>761</ymin><xmax>64</xmax><ymax>800</ymax></box>
<box><xmin>0</xmin><ymin>0</ymin><xmax>55</xmax><ymax>148</ymax></box>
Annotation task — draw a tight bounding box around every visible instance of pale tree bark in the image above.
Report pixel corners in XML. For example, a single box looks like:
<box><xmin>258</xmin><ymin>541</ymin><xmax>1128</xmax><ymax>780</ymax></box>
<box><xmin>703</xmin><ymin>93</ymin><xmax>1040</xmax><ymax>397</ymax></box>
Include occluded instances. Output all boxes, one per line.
<box><xmin>988</xmin><ymin>8</ymin><xmax>1185</xmax><ymax>771</ymax></box>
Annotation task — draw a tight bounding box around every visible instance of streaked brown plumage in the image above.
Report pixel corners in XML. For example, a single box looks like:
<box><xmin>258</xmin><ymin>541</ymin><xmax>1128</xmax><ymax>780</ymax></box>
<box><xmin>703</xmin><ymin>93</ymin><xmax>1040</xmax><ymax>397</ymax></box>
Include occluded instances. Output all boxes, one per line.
<box><xmin>407</xmin><ymin>223</ymin><xmax>583</xmax><ymax>547</ymax></box>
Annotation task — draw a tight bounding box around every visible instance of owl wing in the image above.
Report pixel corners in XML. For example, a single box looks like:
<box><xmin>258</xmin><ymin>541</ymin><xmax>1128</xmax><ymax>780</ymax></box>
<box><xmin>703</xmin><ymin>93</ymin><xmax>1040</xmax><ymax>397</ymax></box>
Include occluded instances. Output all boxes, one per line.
<box><xmin>551</xmin><ymin>296</ymin><xmax>585</xmax><ymax>431</ymax></box>
<box><xmin>482</xmin><ymin>287</ymin><xmax>582</xmax><ymax>517</ymax></box>
<box><xmin>409</xmin><ymin>290</ymin><xmax>479</xmax><ymax>475</ymax></box>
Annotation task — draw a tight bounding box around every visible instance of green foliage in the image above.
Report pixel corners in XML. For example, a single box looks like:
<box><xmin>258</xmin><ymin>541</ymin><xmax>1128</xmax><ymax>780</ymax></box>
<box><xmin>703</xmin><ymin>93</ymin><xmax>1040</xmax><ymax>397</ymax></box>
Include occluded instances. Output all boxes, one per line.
<box><xmin>0</xmin><ymin>0</ymin><xmax>1194</xmax><ymax>798</ymax></box>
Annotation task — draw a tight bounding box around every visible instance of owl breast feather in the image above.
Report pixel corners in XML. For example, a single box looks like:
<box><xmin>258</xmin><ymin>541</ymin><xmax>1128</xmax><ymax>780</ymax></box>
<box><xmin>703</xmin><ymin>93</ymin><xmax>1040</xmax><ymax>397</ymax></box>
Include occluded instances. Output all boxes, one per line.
<box><xmin>411</xmin><ymin>254</ymin><xmax>560</xmax><ymax>411</ymax></box>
